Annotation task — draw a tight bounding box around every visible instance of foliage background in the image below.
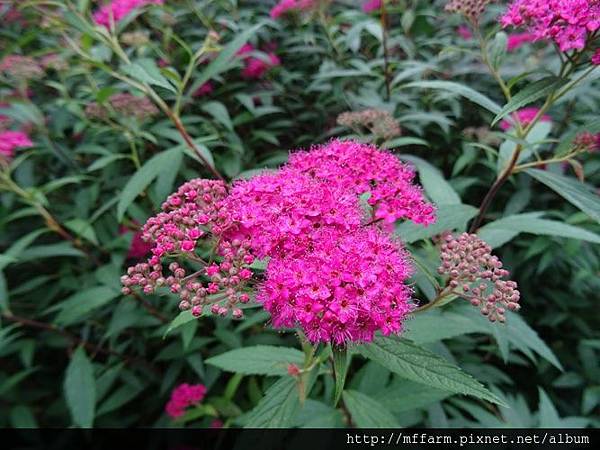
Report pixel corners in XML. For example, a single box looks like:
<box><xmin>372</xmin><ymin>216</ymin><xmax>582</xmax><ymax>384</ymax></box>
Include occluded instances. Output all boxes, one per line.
<box><xmin>0</xmin><ymin>0</ymin><xmax>599</xmax><ymax>428</ymax></box>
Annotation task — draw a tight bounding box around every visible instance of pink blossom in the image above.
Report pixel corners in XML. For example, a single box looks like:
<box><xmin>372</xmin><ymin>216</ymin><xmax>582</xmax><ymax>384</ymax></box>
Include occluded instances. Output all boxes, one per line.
<box><xmin>506</xmin><ymin>32</ymin><xmax>536</xmax><ymax>51</ymax></box>
<box><xmin>270</xmin><ymin>0</ymin><xmax>315</xmax><ymax>19</ymax></box>
<box><xmin>237</xmin><ymin>43</ymin><xmax>280</xmax><ymax>79</ymax></box>
<box><xmin>93</xmin><ymin>0</ymin><xmax>164</xmax><ymax>28</ymax></box>
<box><xmin>0</xmin><ymin>130</ymin><xmax>33</xmax><ymax>160</ymax></box>
<box><xmin>499</xmin><ymin>107</ymin><xmax>552</xmax><ymax>131</ymax></box>
<box><xmin>165</xmin><ymin>383</ymin><xmax>206</xmax><ymax>419</ymax></box>
<box><xmin>501</xmin><ymin>0</ymin><xmax>600</xmax><ymax>52</ymax></box>
<box><xmin>458</xmin><ymin>25</ymin><xmax>473</xmax><ymax>40</ymax></box>
<box><xmin>362</xmin><ymin>0</ymin><xmax>382</xmax><ymax>13</ymax></box>
<box><xmin>193</xmin><ymin>82</ymin><xmax>214</xmax><ymax>97</ymax></box>
<box><xmin>592</xmin><ymin>49</ymin><xmax>600</xmax><ymax>65</ymax></box>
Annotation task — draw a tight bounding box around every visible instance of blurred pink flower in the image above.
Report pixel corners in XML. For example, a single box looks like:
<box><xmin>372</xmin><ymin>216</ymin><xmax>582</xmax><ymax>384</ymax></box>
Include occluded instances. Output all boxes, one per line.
<box><xmin>193</xmin><ymin>82</ymin><xmax>214</xmax><ymax>97</ymax></box>
<box><xmin>237</xmin><ymin>43</ymin><xmax>280</xmax><ymax>79</ymax></box>
<box><xmin>362</xmin><ymin>0</ymin><xmax>382</xmax><ymax>13</ymax></box>
<box><xmin>506</xmin><ymin>32</ymin><xmax>536</xmax><ymax>51</ymax></box>
<box><xmin>0</xmin><ymin>130</ymin><xmax>33</xmax><ymax>160</ymax></box>
<box><xmin>458</xmin><ymin>25</ymin><xmax>473</xmax><ymax>40</ymax></box>
<box><xmin>119</xmin><ymin>225</ymin><xmax>153</xmax><ymax>259</ymax></box>
<box><xmin>499</xmin><ymin>107</ymin><xmax>552</xmax><ymax>131</ymax></box>
<box><xmin>270</xmin><ymin>0</ymin><xmax>315</xmax><ymax>19</ymax></box>
<box><xmin>93</xmin><ymin>0</ymin><xmax>164</xmax><ymax>28</ymax></box>
<box><xmin>165</xmin><ymin>383</ymin><xmax>207</xmax><ymax>419</ymax></box>
<box><xmin>592</xmin><ymin>49</ymin><xmax>600</xmax><ymax>65</ymax></box>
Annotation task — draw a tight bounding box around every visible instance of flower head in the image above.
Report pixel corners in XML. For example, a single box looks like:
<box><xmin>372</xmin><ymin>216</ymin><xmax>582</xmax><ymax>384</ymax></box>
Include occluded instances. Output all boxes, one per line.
<box><xmin>362</xmin><ymin>0</ymin><xmax>382</xmax><ymax>13</ymax></box>
<box><xmin>501</xmin><ymin>0</ymin><xmax>600</xmax><ymax>52</ymax></box>
<box><xmin>0</xmin><ymin>55</ymin><xmax>43</xmax><ymax>79</ymax></box>
<box><xmin>237</xmin><ymin>44</ymin><xmax>280</xmax><ymax>79</ymax></box>
<box><xmin>165</xmin><ymin>383</ymin><xmax>207</xmax><ymax>419</ymax></box>
<box><xmin>270</xmin><ymin>0</ymin><xmax>316</xmax><ymax>19</ymax></box>
<box><xmin>93</xmin><ymin>0</ymin><xmax>164</xmax><ymax>28</ymax></box>
<box><xmin>0</xmin><ymin>130</ymin><xmax>33</xmax><ymax>161</ymax></box>
<box><xmin>506</xmin><ymin>32</ymin><xmax>536</xmax><ymax>51</ymax></box>
<box><xmin>458</xmin><ymin>25</ymin><xmax>473</xmax><ymax>40</ymax></box>
<box><xmin>337</xmin><ymin>109</ymin><xmax>401</xmax><ymax>140</ymax></box>
<box><xmin>445</xmin><ymin>0</ymin><xmax>494</xmax><ymax>22</ymax></box>
<box><xmin>193</xmin><ymin>82</ymin><xmax>214</xmax><ymax>97</ymax></box>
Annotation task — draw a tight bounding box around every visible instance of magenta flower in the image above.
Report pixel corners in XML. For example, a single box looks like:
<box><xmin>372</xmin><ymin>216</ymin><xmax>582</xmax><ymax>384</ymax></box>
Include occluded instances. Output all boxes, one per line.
<box><xmin>119</xmin><ymin>225</ymin><xmax>153</xmax><ymax>259</ymax></box>
<box><xmin>592</xmin><ymin>49</ymin><xmax>600</xmax><ymax>65</ymax></box>
<box><xmin>193</xmin><ymin>82</ymin><xmax>214</xmax><ymax>97</ymax></box>
<box><xmin>458</xmin><ymin>25</ymin><xmax>473</xmax><ymax>40</ymax></box>
<box><xmin>499</xmin><ymin>107</ymin><xmax>552</xmax><ymax>131</ymax></box>
<box><xmin>93</xmin><ymin>0</ymin><xmax>164</xmax><ymax>28</ymax></box>
<box><xmin>362</xmin><ymin>0</ymin><xmax>382</xmax><ymax>13</ymax></box>
<box><xmin>0</xmin><ymin>130</ymin><xmax>33</xmax><ymax>160</ymax></box>
<box><xmin>506</xmin><ymin>32</ymin><xmax>536</xmax><ymax>51</ymax></box>
<box><xmin>270</xmin><ymin>0</ymin><xmax>315</xmax><ymax>19</ymax></box>
<box><xmin>501</xmin><ymin>0</ymin><xmax>600</xmax><ymax>52</ymax></box>
<box><xmin>165</xmin><ymin>383</ymin><xmax>207</xmax><ymax>419</ymax></box>
<box><xmin>237</xmin><ymin>43</ymin><xmax>280</xmax><ymax>79</ymax></box>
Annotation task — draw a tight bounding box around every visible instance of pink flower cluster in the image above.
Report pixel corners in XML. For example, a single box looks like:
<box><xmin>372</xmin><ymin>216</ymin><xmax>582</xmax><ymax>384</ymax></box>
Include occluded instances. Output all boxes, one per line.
<box><xmin>506</xmin><ymin>32</ymin><xmax>536</xmax><ymax>51</ymax></box>
<box><xmin>122</xmin><ymin>140</ymin><xmax>435</xmax><ymax>344</ymax></box>
<box><xmin>193</xmin><ymin>82</ymin><xmax>214</xmax><ymax>97</ymax></box>
<box><xmin>362</xmin><ymin>0</ymin><xmax>382</xmax><ymax>13</ymax></box>
<box><xmin>501</xmin><ymin>0</ymin><xmax>600</xmax><ymax>52</ymax></box>
<box><xmin>119</xmin><ymin>224</ymin><xmax>153</xmax><ymax>259</ymax></box>
<box><xmin>0</xmin><ymin>130</ymin><xmax>33</xmax><ymax>161</ymax></box>
<box><xmin>165</xmin><ymin>383</ymin><xmax>206</xmax><ymax>419</ymax></box>
<box><xmin>270</xmin><ymin>0</ymin><xmax>315</xmax><ymax>19</ymax></box>
<box><xmin>237</xmin><ymin>44</ymin><xmax>280</xmax><ymax>79</ymax></box>
<box><xmin>93</xmin><ymin>0</ymin><xmax>164</xmax><ymax>28</ymax></box>
<box><xmin>499</xmin><ymin>107</ymin><xmax>552</xmax><ymax>131</ymax></box>
<box><xmin>593</xmin><ymin>49</ymin><xmax>600</xmax><ymax>65</ymax></box>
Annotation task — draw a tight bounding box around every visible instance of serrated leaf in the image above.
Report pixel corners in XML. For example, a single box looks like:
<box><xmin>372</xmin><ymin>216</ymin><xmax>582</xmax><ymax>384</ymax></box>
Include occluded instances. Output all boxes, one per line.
<box><xmin>526</xmin><ymin>169</ymin><xmax>600</xmax><ymax>224</ymax></box>
<box><xmin>244</xmin><ymin>377</ymin><xmax>301</xmax><ymax>428</ymax></box>
<box><xmin>343</xmin><ymin>390</ymin><xmax>399</xmax><ymax>427</ymax></box>
<box><xmin>373</xmin><ymin>379</ymin><xmax>451</xmax><ymax>414</ymax></box>
<box><xmin>206</xmin><ymin>346</ymin><xmax>305</xmax><ymax>376</ymax></box>
<box><xmin>358</xmin><ymin>336</ymin><xmax>505</xmax><ymax>405</ymax></box>
<box><xmin>64</xmin><ymin>346</ymin><xmax>96</xmax><ymax>428</ymax></box>
<box><xmin>402</xmin><ymin>81</ymin><xmax>502</xmax><ymax>115</ymax></box>
<box><xmin>117</xmin><ymin>147</ymin><xmax>181</xmax><ymax>220</ymax></box>
<box><xmin>491</xmin><ymin>77</ymin><xmax>564</xmax><ymax>127</ymax></box>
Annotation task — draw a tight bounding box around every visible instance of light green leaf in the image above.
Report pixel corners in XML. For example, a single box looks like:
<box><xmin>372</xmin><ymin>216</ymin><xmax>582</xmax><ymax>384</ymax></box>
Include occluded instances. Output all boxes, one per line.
<box><xmin>491</xmin><ymin>77</ymin><xmax>565</xmax><ymax>127</ymax></box>
<box><xmin>526</xmin><ymin>169</ymin><xmax>600</xmax><ymax>224</ymax></box>
<box><xmin>382</xmin><ymin>137</ymin><xmax>430</xmax><ymax>148</ymax></box>
<box><xmin>64</xmin><ymin>218</ymin><xmax>99</xmax><ymax>246</ymax></box>
<box><xmin>163</xmin><ymin>310</ymin><xmax>195</xmax><ymax>338</ymax></box>
<box><xmin>202</xmin><ymin>101</ymin><xmax>233</xmax><ymax>131</ymax></box>
<box><xmin>396</xmin><ymin>204</ymin><xmax>478</xmax><ymax>243</ymax></box>
<box><xmin>121</xmin><ymin>58</ymin><xmax>176</xmax><ymax>93</ymax></box>
<box><xmin>538</xmin><ymin>388</ymin><xmax>561</xmax><ymax>428</ymax></box>
<box><xmin>358</xmin><ymin>336</ymin><xmax>504</xmax><ymax>405</ymax></box>
<box><xmin>400</xmin><ymin>155</ymin><xmax>460</xmax><ymax>205</ymax></box>
<box><xmin>117</xmin><ymin>147</ymin><xmax>181</xmax><ymax>220</ymax></box>
<box><xmin>206</xmin><ymin>346</ymin><xmax>305</xmax><ymax>376</ymax></box>
<box><xmin>244</xmin><ymin>377</ymin><xmax>301</xmax><ymax>428</ymax></box>
<box><xmin>343</xmin><ymin>390</ymin><xmax>399</xmax><ymax>427</ymax></box>
<box><xmin>64</xmin><ymin>346</ymin><xmax>96</xmax><ymax>428</ymax></box>
<box><xmin>477</xmin><ymin>213</ymin><xmax>600</xmax><ymax>248</ymax></box>
<box><xmin>402</xmin><ymin>81</ymin><xmax>502</xmax><ymax>115</ymax></box>
<box><xmin>373</xmin><ymin>379</ymin><xmax>450</xmax><ymax>414</ymax></box>
<box><xmin>332</xmin><ymin>347</ymin><xmax>350</xmax><ymax>406</ymax></box>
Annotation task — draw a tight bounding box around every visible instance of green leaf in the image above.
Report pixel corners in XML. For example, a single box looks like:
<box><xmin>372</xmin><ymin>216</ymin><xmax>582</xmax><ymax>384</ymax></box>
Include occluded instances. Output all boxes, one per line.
<box><xmin>53</xmin><ymin>286</ymin><xmax>119</xmax><ymax>326</ymax></box>
<box><xmin>117</xmin><ymin>147</ymin><xmax>181</xmax><ymax>220</ymax></box>
<box><xmin>526</xmin><ymin>169</ymin><xmax>600</xmax><ymax>224</ymax></box>
<box><xmin>190</xmin><ymin>23</ymin><xmax>265</xmax><ymax>93</ymax></box>
<box><xmin>163</xmin><ymin>310</ymin><xmax>195</xmax><ymax>337</ymax></box>
<box><xmin>477</xmin><ymin>213</ymin><xmax>600</xmax><ymax>248</ymax></box>
<box><xmin>400</xmin><ymin>155</ymin><xmax>461</xmax><ymax>205</ymax></box>
<box><xmin>382</xmin><ymin>137</ymin><xmax>430</xmax><ymax>148</ymax></box>
<box><xmin>332</xmin><ymin>347</ymin><xmax>350</xmax><ymax>406</ymax></box>
<box><xmin>404</xmin><ymin>308</ymin><xmax>488</xmax><ymax>344</ymax></box>
<box><xmin>342</xmin><ymin>390</ymin><xmax>399</xmax><ymax>427</ymax></box>
<box><xmin>491</xmin><ymin>77</ymin><xmax>564</xmax><ymax>127</ymax></box>
<box><xmin>373</xmin><ymin>379</ymin><xmax>450</xmax><ymax>414</ymax></box>
<box><xmin>64</xmin><ymin>346</ymin><xmax>96</xmax><ymax>428</ymax></box>
<box><xmin>206</xmin><ymin>346</ymin><xmax>305</xmax><ymax>376</ymax></box>
<box><xmin>396</xmin><ymin>204</ymin><xmax>478</xmax><ymax>243</ymax></box>
<box><xmin>202</xmin><ymin>101</ymin><xmax>233</xmax><ymax>131</ymax></box>
<box><xmin>121</xmin><ymin>58</ymin><xmax>176</xmax><ymax>93</ymax></box>
<box><xmin>402</xmin><ymin>80</ymin><xmax>502</xmax><ymax>115</ymax></box>
<box><xmin>358</xmin><ymin>336</ymin><xmax>504</xmax><ymax>405</ymax></box>
<box><xmin>244</xmin><ymin>377</ymin><xmax>301</xmax><ymax>428</ymax></box>
<box><xmin>538</xmin><ymin>388</ymin><xmax>561</xmax><ymax>428</ymax></box>
<box><xmin>64</xmin><ymin>218</ymin><xmax>99</xmax><ymax>245</ymax></box>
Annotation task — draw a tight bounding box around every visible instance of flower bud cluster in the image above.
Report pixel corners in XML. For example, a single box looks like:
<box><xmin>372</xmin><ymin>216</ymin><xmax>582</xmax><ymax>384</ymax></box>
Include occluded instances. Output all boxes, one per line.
<box><xmin>445</xmin><ymin>0</ymin><xmax>494</xmax><ymax>22</ymax></box>
<box><xmin>573</xmin><ymin>132</ymin><xmax>600</xmax><ymax>152</ymax></box>
<box><xmin>337</xmin><ymin>109</ymin><xmax>401</xmax><ymax>141</ymax></box>
<box><xmin>108</xmin><ymin>93</ymin><xmax>158</xmax><ymax>120</ymax></box>
<box><xmin>121</xmin><ymin>31</ymin><xmax>150</xmax><ymax>47</ymax></box>
<box><xmin>438</xmin><ymin>232</ymin><xmax>521</xmax><ymax>323</ymax></box>
<box><xmin>0</xmin><ymin>55</ymin><xmax>44</xmax><ymax>80</ymax></box>
<box><xmin>121</xmin><ymin>179</ymin><xmax>254</xmax><ymax>319</ymax></box>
